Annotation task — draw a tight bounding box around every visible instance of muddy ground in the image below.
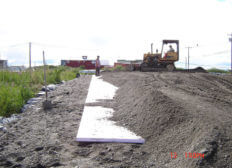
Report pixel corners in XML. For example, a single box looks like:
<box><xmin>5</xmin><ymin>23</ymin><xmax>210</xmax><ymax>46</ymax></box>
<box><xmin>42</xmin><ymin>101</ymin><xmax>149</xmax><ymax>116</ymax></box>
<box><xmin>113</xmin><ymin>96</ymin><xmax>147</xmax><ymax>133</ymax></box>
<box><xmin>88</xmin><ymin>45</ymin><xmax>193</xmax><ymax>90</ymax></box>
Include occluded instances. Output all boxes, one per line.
<box><xmin>0</xmin><ymin>72</ymin><xmax>232</xmax><ymax>168</ymax></box>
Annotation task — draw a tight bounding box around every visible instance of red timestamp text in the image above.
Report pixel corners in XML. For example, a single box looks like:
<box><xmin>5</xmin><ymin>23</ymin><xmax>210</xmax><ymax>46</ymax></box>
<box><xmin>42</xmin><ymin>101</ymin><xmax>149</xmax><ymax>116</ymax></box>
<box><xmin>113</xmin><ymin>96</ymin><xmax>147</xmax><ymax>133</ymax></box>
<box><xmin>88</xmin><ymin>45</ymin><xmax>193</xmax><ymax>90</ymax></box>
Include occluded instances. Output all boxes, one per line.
<box><xmin>171</xmin><ymin>152</ymin><xmax>204</xmax><ymax>159</ymax></box>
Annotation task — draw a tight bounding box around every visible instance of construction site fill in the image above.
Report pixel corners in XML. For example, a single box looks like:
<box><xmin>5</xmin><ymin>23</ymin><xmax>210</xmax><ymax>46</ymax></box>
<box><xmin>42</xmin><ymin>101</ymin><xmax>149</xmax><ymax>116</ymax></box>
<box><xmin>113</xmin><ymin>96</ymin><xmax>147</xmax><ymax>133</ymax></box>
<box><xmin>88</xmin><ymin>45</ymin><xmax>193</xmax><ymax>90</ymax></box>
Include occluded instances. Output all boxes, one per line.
<box><xmin>77</xmin><ymin>75</ymin><xmax>145</xmax><ymax>143</ymax></box>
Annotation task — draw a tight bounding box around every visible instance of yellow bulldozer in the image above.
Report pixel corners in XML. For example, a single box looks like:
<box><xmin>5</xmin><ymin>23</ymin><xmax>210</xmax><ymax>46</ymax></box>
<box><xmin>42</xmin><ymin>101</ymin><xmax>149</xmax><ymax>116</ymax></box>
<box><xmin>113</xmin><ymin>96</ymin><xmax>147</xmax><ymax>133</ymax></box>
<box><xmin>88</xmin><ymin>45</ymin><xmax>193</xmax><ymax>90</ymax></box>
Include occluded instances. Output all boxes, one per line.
<box><xmin>140</xmin><ymin>40</ymin><xmax>179</xmax><ymax>72</ymax></box>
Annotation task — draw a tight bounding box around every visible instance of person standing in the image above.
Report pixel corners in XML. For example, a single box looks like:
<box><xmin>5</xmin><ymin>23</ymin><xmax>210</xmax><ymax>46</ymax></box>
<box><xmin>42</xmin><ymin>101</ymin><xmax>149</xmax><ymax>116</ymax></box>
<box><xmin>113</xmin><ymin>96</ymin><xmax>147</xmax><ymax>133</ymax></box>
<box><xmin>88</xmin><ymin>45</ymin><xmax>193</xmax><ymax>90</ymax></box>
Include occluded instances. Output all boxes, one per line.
<box><xmin>168</xmin><ymin>45</ymin><xmax>175</xmax><ymax>52</ymax></box>
<box><xmin>95</xmin><ymin>56</ymin><xmax>101</xmax><ymax>76</ymax></box>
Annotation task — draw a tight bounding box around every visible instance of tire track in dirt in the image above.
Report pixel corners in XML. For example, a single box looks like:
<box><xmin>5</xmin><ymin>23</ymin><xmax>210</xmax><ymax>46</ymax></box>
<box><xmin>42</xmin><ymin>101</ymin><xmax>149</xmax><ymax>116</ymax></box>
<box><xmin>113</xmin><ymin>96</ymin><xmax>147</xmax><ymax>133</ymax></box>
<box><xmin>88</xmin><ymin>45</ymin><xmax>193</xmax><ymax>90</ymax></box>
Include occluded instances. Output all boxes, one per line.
<box><xmin>201</xmin><ymin>74</ymin><xmax>232</xmax><ymax>93</ymax></box>
<box><xmin>154</xmin><ymin>72</ymin><xmax>232</xmax><ymax>124</ymax></box>
<box><xmin>152</xmin><ymin>72</ymin><xmax>232</xmax><ymax>167</ymax></box>
<box><xmin>155</xmin><ymin>73</ymin><xmax>232</xmax><ymax>107</ymax></box>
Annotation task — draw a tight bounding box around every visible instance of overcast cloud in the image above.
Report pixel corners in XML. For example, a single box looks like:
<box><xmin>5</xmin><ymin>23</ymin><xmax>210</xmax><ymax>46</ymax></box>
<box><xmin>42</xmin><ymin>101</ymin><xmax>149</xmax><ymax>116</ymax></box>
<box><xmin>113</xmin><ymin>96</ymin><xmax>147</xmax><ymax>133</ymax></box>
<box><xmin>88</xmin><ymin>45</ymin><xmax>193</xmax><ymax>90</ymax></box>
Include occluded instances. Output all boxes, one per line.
<box><xmin>0</xmin><ymin>0</ymin><xmax>231</xmax><ymax>69</ymax></box>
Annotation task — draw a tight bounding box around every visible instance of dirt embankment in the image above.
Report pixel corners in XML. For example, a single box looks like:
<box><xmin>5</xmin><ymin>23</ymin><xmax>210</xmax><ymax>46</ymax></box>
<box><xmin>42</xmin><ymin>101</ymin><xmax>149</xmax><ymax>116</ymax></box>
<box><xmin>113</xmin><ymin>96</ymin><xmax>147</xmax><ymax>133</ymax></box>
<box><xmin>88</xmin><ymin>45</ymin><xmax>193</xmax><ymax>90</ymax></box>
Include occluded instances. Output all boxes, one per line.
<box><xmin>0</xmin><ymin>76</ymin><xmax>93</xmax><ymax>167</ymax></box>
<box><xmin>0</xmin><ymin>72</ymin><xmax>232</xmax><ymax>168</ymax></box>
<box><xmin>102</xmin><ymin>72</ymin><xmax>232</xmax><ymax>168</ymax></box>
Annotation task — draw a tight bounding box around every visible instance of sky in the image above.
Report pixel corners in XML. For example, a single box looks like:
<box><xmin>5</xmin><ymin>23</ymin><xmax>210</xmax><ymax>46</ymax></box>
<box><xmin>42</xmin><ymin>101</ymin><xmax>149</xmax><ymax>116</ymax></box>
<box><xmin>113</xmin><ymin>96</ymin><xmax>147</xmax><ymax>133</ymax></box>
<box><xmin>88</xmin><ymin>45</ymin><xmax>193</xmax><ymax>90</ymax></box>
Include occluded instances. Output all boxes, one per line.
<box><xmin>0</xmin><ymin>0</ymin><xmax>232</xmax><ymax>69</ymax></box>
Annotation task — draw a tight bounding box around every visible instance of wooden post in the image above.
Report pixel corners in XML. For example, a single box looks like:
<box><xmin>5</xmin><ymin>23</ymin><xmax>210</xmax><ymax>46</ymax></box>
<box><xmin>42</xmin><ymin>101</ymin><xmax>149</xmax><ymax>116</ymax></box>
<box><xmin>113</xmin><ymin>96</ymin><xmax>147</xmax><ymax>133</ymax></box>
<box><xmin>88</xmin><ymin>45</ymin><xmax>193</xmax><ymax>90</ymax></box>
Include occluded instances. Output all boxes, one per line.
<box><xmin>43</xmin><ymin>51</ymin><xmax>48</xmax><ymax>101</ymax></box>
<box><xmin>188</xmin><ymin>47</ymin><xmax>190</xmax><ymax>71</ymax></box>
<box><xmin>29</xmin><ymin>42</ymin><xmax>32</xmax><ymax>80</ymax></box>
<box><xmin>229</xmin><ymin>34</ymin><xmax>232</xmax><ymax>74</ymax></box>
<box><xmin>42</xmin><ymin>51</ymin><xmax>52</xmax><ymax>110</ymax></box>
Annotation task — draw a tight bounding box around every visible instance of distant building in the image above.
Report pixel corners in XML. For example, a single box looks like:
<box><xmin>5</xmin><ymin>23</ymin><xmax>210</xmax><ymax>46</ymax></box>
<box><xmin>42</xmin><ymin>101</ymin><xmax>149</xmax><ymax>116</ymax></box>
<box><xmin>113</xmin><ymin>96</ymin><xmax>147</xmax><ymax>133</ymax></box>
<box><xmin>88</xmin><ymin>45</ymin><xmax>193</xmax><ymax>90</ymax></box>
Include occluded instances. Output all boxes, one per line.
<box><xmin>0</xmin><ymin>60</ymin><xmax>8</xmax><ymax>69</ymax></box>
<box><xmin>116</xmin><ymin>59</ymin><xmax>142</xmax><ymax>64</ymax></box>
<box><xmin>114</xmin><ymin>59</ymin><xmax>142</xmax><ymax>70</ymax></box>
<box><xmin>61</xmin><ymin>59</ymin><xmax>109</xmax><ymax>69</ymax></box>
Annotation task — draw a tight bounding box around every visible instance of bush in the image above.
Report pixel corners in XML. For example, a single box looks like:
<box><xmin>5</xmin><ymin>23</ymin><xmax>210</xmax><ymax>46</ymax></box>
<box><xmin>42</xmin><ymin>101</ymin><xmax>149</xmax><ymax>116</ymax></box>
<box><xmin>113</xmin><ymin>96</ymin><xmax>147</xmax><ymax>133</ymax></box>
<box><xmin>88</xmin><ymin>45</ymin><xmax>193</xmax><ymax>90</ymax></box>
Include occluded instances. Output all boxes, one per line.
<box><xmin>103</xmin><ymin>67</ymin><xmax>113</xmax><ymax>72</ymax></box>
<box><xmin>47</xmin><ymin>69</ymin><xmax>62</xmax><ymax>84</ymax></box>
<box><xmin>79</xmin><ymin>65</ymin><xmax>85</xmax><ymax>70</ymax></box>
<box><xmin>207</xmin><ymin>68</ymin><xmax>230</xmax><ymax>74</ymax></box>
<box><xmin>112</xmin><ymin>65</ymin><xmax>126</xmax><ymax>71</ymax></box>
<box><xmin>31</xmin><ymin>69</ymin><xmax>43</xmax><ymax>84</ymax></box>
<box><xmin>175</xmin><ymin>67</ymin><xmax>185</xmax><ymax>70</ymax></box>
<box><xmin>60</xmin><ymin>69</ymin><xmax>76</xmax><ymax>81</ymax></box>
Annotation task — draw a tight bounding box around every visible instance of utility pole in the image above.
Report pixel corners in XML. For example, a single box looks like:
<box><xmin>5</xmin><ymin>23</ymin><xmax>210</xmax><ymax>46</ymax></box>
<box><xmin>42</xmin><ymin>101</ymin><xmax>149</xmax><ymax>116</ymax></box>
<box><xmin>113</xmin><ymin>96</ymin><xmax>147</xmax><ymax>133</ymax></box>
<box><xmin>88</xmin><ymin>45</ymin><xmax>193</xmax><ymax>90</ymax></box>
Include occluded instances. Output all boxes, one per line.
<box><xmin>42</xmin><ymin>50</ymin><xmax>52</xmax><ymax>110</ymax></box>
<box><xmin>43</xmin><ymin>51</ymin><xmax>48</xmax><ymax>101</ymax></box>
<box><xmin>185</xmin><ymin>57</ymin><xmax>187</xmax><ymax>69</ymax></box>
<box><xmin>229</xmin><ymin>33</ymin><xmax>232</xmax><ymax>74</ymax></box>
<box><xmin>151</xmin><ymin>43</ymin><xmax>153</xmax><ymax>54</ymax></box>
<box><xmin>29</xmin><ymin>42</ymin><xmax>32</xmax><ymax>79</ymax></box>
<box><xmin>185</xmin><ymin>44</ymin><xmax>198</xmax><ymax>71</ymax></box>
<box><xmin>185</xmin><ymin>46</ymin><xmax>192</xmax><ymax>71</ymax></box>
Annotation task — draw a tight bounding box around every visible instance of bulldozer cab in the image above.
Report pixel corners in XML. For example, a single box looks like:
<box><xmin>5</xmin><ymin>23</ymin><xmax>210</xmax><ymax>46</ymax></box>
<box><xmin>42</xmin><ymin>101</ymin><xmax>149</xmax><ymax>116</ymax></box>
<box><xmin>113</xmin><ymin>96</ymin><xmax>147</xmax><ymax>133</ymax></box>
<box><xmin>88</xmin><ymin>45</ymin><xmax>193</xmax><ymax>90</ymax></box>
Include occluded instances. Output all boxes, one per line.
<box><xmin>161</xmin><ymin>40</ymin><xmax>179</xmax><ymax>61</ymax></box>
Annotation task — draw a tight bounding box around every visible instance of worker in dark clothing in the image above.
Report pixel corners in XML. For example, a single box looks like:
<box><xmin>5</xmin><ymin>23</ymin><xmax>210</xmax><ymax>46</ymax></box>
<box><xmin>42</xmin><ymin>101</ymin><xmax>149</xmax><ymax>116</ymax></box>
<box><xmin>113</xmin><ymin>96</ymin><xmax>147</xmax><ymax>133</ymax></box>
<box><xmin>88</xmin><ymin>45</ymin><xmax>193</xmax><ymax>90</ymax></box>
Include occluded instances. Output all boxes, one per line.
<box><xmin>95</xmin><ymin>56</ymin><xmax>101</xmax><ymax>76</ymax></box>
<box><xmin>168</xmin><ymin>45</ymin><xmax>175</xmax><ymax>52</ymax></box>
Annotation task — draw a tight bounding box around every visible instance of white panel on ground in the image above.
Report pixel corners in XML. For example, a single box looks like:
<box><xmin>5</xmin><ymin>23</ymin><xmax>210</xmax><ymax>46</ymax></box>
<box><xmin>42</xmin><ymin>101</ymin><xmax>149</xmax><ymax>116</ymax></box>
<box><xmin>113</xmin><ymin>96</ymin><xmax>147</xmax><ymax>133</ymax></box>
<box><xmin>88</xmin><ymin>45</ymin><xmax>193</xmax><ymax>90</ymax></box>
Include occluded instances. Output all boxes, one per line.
<box><xmin>77</xmin><ymin>106</ymin><xmax>145</xmax><ymax>143</ymax></box>
<box><xmin>76</xmin><ymin>75</ymin><xmax>145</xmax><ymax>144</ymax></box>
<box><xmin>85</xmin><ymin>76</ymin><xmax>118</xmax><ymax>103</ymax></box>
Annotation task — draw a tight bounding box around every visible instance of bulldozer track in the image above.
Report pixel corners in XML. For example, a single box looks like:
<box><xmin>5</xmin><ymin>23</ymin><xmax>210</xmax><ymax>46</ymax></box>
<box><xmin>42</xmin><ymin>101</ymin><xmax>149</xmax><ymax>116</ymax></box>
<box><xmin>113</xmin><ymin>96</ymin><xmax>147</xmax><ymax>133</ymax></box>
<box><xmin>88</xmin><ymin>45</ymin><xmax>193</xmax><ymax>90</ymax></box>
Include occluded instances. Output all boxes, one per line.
<box><xmin>100</xmin><ymin>71</ymin><xmax>232</xmax><ymax>168</ymax></box>
<box><xmin>202</xmin><ymin>74</ymin><xmax>232</xmax><ymax>91</ymax></box>
<box><xmin>152</xmin><ymin>72</ymin><xmax>232</xmax><ymax>106</ymax></box>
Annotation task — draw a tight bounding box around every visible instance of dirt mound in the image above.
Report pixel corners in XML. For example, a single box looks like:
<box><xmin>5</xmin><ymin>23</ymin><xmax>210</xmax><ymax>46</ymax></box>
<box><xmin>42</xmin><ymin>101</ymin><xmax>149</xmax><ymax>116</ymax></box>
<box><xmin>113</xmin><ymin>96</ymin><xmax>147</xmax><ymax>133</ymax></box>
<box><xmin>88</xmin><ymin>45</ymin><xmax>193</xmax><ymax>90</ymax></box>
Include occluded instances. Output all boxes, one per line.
<box><xmin>175</xmin><ymin>67</ymin><xmax>207</xmax><ymax>73</ymax></box>
<box><xmin>192</xmin><ymin>67</ymin><xmax>207</xmax><ymax>72</ymax></box>
<box><xmin>102</xmin><ymin>72</ymin><xmax>232</xmax><ymax>168</ymax></box>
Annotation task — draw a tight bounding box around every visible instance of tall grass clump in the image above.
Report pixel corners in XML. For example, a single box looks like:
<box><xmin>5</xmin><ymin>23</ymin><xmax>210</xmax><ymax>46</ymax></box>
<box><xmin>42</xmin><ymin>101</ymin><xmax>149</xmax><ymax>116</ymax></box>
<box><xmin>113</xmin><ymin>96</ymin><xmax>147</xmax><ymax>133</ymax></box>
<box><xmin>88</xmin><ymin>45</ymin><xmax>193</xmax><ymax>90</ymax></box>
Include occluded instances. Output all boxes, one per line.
<box><xmin>0</xmin><ymin>66</ymin><xmax>81</xmax><ymax>117</ymax></box>
<box><xmin>112</xmin><ymin>65</ymin><xmax>126</xmax><ymax>71</ymax></box>
<box><xmin>60</xmin><ymin>66</ymin><xmax>81</xmax><ymax>81</ymax></box>
<box><xmin>0</xmin><ymin>84</ymin><xmax>34</xmax><ymax>117</ymax></box>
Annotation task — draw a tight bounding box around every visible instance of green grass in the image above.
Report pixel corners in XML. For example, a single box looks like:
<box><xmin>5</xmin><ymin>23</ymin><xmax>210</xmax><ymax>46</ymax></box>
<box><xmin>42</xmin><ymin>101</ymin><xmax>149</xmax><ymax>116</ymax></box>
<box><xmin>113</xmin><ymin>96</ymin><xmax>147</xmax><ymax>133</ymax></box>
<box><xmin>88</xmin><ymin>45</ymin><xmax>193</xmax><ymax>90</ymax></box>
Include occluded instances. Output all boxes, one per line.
<box><xmin>103</xmin><ymin>65</ymin><xmax>126</xmax><ymax>72</ymax></box>
<box><xmin>0</xmin><ymin>66</ymin><xmax>81</xmax><ymax>117</ymax></box>
<box><xmin>0</xmin><ymin>84</ymin><xmax>34</xmax><ymax>117</ymax></box>
<box><xmin>175</xmin><ymin>67</ymin><xmax>185</xmax><ymax>70</ymax></box>
<box><xmin>207</xmin><ymin>68</ymin><xmax>230</xmax><ymax>74</ymax></box>
<box><xmin>114</xmin><ymin>65</ymin><xmax>126</xmax><ymax>71</ymax></box>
